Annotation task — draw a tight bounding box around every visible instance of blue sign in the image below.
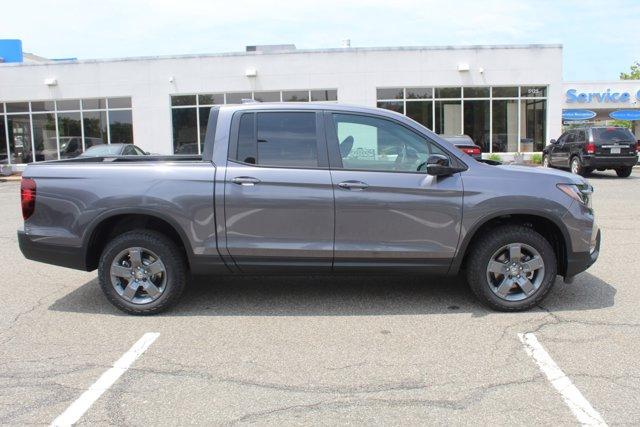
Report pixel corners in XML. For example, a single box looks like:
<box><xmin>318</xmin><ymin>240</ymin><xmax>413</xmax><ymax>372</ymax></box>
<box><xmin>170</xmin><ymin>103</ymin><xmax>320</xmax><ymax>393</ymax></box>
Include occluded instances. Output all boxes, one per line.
<box><xmin>609</xmin><ymin>110</ymin><xmax>640</xmax><ymax>121</ymax></box>
<box><xmin>0</xmin><ymin>39</ymin><xmax>23</xmax><ymax>63</ymax></box>
<box><xmin>562</xmin><ymin>109</ymin><xmax>596</xmax><ymax>121</ymax></box>
<box><xmin>566</xmin><ymin>88</ymin><xmax>640</xmax><ymax>103</ymax></box>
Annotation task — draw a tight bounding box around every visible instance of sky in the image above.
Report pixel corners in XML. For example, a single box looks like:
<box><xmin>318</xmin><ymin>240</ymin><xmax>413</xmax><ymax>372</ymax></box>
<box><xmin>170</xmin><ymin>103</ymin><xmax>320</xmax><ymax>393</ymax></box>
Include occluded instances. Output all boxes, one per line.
<box><xmin>1</xmin><ymin>0</ymin><xmax>639</xmax><ymax>81</ymax></box>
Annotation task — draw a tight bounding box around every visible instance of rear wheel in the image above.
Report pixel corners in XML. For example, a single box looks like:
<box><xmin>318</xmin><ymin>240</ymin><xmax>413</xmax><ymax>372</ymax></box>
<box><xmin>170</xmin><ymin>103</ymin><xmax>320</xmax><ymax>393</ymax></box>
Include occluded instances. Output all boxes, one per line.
<box><xmin>570</xmin><ymin>156</ymin><xmax>587</xmax><ymax>176</ymax></box>
<box><xmin>98</xmin><ymin>230</ymin><xmax>187</xmax><ymax>315</ymax></box>
<box><xmin>615</xmin><ymin>166</ymin><xmax>633</xmax><ymax>178</ymax></box>
<box><xmin>466</xmin><ymin>225</ymin><xmax>557</xmax><ymax>311</ymax></box>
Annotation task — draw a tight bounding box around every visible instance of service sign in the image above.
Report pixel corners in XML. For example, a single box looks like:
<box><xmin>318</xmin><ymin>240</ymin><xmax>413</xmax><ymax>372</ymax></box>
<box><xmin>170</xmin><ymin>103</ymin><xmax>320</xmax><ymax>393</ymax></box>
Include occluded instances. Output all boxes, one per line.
<box><xmin>562</xmin><ymin>109</ymin><xmax>596</xmax><ymax>121</ymax></box>
<box><xmin>609</xmin><ymin>110</ymin><xmax>640</xmax><ymax>121</ymax></box>
<box><xmin>566</xmin><ymin>88</ymin><xmax>640</xmax><ymax>104</ymax></box>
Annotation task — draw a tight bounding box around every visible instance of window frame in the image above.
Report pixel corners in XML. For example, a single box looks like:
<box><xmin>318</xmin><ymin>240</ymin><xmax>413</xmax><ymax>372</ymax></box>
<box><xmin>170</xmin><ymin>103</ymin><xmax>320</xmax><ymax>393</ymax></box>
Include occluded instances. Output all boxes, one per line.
<box><xmin>228</xmin><ymin>109</ymin><xmax>329</xmax><ymax>170</ymax></box>
<box><xmin>324</xmin><ymin>110</ymin><xmax>463</xmax><ymax>174</ymax></box>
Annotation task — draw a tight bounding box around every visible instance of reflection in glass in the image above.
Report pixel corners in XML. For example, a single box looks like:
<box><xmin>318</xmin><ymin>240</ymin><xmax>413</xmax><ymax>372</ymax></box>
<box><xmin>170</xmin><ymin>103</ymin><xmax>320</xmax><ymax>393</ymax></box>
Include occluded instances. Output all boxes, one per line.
<box><xmin>376</xmin><ymin>88</ymin><xmax>403</xmax><ymax>100</ymax></box>
<box><xmin>435</xmin><ymin>87</ymin><xmax>461</xmax><ymax>98</ymax></box>
<box><xmin>198</xmin><ymin>94</ymin><xmax>224</xmax><ymax>105</ymax></box>
<box><xmin>492</xmin><ymin>100</ymin><xmax>518</xmax><ymax>152</ymax></box>
<box><xmin>82</xmin><ymin>99</ymin><xmax>107</xmax><ymax>109</ymax></box>
<box><xmin>108</xmin><ymin>97</ymin><xmax>132</xmax><ymax>108</ymax></box>
<box><xmin>6</xmin><ymin>103</ymin><xmax>29</xmax><ymax>113</ymax></box>
<box><xmin>253</xmin><ymin>92</ymin><xmax>280</xmax><ymax>102</ymax></box>
<box><xmin>109</xmin><ymin>110</ymin><xmax>133</xmax><ymax>144</ymax></box>
<box><xmin>463</xmin><ymin>87</ymin><xmax>490</xmax><ymax>98</ymax></box>
<box><xmin>0</xmin><ymin>116</ymin><xmax>7</xmax><ymax>164</ymax></box>
<box><xmin>31</xmin><ymin>101</ymin><xmax>55</xmax><ymax>112</ymax></box>
<box><xmin>83</xmin><ymin>111</ymin><xmax>108</xmax><ymax>152</ymax></box>
<box><xmin>56</xmin><ymin>99</ymin><xmax>81</xmax><ymax>111</ymax></box>
<box><xmin>310</xmin><ymin>90</ymin><xmax>337</xmax><ymax>101</ymax></box>
<box><xmin>463</xmin><ymin>100</ymin><xmax>489</xmax><ymax>151</ymax></box>
<box><xmin>492</xmin><ymin>87</ymin><xmax>518</xmax><ymax>98</ymax></box>
<box><xmin>521</xmin><ymin>99</ymin><xmax>546</xmax><ymax>152</ymax></box>
<box><xmin>172</xmin><ymin>108</ymin><xmax>198</xmax><ymax>154</ymax></box>
<box><xmin>406</xmin><ymin>88</ymin><xmax>432</xmax><ymax>99</ymax></box>
<box><xmin>7</xmin><ymin>115</ymin><xmax>32</xmax><ymax>163</ymax></box>
<box><xmin>376</xmin><ymin>101</ymin><xmax>403</xmax><ymax>114</ymax></box>
<box><xmin>521</xmin><ymin>86</ymin><xmax>547</xmax><ymax>98</ymax></box>
<box><xmin>226</xmin><ymin>93</ymin><xmax>252</xmax><ymax>104</ymax></box>
<box><xmin>199</xmin><ymin>107</ymin><xmax>211</xmax><ymax>153</ymax></box>
<box><xmin>282</xmin><ymin>91</ymin><xmax>309</xmax><ymax>102</ymax></box>
<box><xmin>171</xmin><ymin>95</ymin><xmax>197</xmax><ymax>106</ymax></box>
<box><xmin>434</xmin><ymin>101</ymin><xmax>461</xmax><ymax>134</ymax></box>
<box><xmin>32</xmin><ymin>114</ymin><xmax>58</xmax><ymax>161</ymax></box>
<box><xmin>58</xmin><ymin>112</ymin><xmax>83</xmax><ymax>158</ymax></box>
<box><xmin>406</xmin><ymin>101</ymin><xmax>433</xmax><ymax>130</ymax></box>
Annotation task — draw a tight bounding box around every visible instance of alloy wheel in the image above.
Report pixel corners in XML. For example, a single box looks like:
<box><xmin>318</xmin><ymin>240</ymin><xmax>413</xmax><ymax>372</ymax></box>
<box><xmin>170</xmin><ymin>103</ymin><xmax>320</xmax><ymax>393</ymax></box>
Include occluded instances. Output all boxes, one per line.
<box><xmin>485</xmin><ymin>243</ymin><xmax>545</xmax><ymax>301</ymax></box>
<box><xmin>571</xmin><ymin>158</ymin><xmax>579</xmax><ymax>174</ymax></box>
<box><xmin>110</xmin><ymin>247</ymin><xmax>167</xmax><ymax>304</ymax></box>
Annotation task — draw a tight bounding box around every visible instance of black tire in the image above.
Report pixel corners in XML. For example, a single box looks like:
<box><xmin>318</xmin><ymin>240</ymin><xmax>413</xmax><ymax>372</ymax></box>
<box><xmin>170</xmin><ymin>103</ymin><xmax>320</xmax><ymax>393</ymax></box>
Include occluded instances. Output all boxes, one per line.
<box><xmin>98</xmin><ymin>230</ymin><xmax>187</xmax><ymax>315</ymax></box>
<box><xmin>615</xmin><ymin>166</ymin><xmax>633</xmax><ymax>178</ymax></box>
<box><xmin>466</xmin><ymin>225</ymin><xmax>557</xmax><ymax>311</ymax></box>
<box><xmin>570</xmin><ymin>156</ymin><xmax>587</xmax><ymax>176</ymax></box>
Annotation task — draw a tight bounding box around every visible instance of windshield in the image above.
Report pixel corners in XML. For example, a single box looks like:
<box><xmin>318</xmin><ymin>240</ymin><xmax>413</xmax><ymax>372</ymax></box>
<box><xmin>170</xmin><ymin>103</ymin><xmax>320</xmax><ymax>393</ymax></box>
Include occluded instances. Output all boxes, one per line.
<box><xmin>80</xmin><ymin>145</ymin><xmax>122</xmax><ymax>156</ymax></box>
<box><xmin>592</xmin><ymin>128</ymin><xmax>635</xmax><ymax>143</ymax></box>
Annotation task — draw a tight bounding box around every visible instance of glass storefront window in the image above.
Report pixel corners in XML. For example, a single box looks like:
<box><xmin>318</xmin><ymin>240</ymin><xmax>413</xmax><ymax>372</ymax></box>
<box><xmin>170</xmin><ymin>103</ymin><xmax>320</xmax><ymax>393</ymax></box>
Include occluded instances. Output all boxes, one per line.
<box><xmin>198</xmin><ymin>94</ymin><xmax>224</xmax><ymax>105</ymax></box>
<box><xmin>435</xmin><ymin>87</ymin><xmax>461</xmax><ymax>98</ymax></box>
<box><xmin>172</xmin><ymin>108</ymin><xmax>198</xmax><ymax>154</ymax></box>
<box><xmin>492</xmin><ymin>87</ymin><xmax>518</xmax><ymax>98</ymax></box>
<box><xmin>226</xmin><ymin>92</ymin><xmax>252</xmax><ymax>104</ymax></box>
<box><xmin>6</xmin><ymin>102</ymin><xmax>29</xmax><ymax>113</ymax></box>
<box><xmin>463</xmin><ymin>100</ymin><xmax>489</xmax><ymax>151</ymax></box>
<box><xmin>464</xmin><ymin>87</ymin><xmax>490</xmax><ymax>98</ymax></box>
<box><xmin>82</xmin><ymin>111</ymin><xmax>108</xmax><ymax>151</ymax></box>
<box><xmin>406</xmin><ymin>88</ymin><xmax>432</xmax><ymax>99</ymax></box>
<box><xmin>7</xmin><ymin>115</ymin><xmax>32</xmax><ymax>163</ymax></box>
<box><xmin>56</xmin><ymin>99</ymin><xmax>81</xmax><ymax>111</ymax></box>
<box><xmin>32</xmin><ymin>113</ymin><xmax>58</xmax><ymax>161</ymax></box>
<box><xmin>377</xmin><ymin>101</ymin><xmax>403</xmax><ymax>114</ymax></box>
<box><xmin>57</xmin><ymin>112</ymin><xmax>83</xmax><ymax>158</ymax></box>
<box><xmin>108</xmin><ymin>97</ymin><xmax>132</xmax><ymax>109</ymax></box>
<box><xmin>171</xmin><ymin>95</ymin><xmax>196</xmax><ymax>107</ymax></box>
<box><xmin>435</xmin><ymin>100</ymin><xmax>461</xmax><ymax>134</ymax></box>
<box><xmin>492</xmin><ymin>100</ymin><xmax>518</xmax><ymax>152</ymax></box>
<box><xmin>199</xmin><ymin>106</ymin><xmax>211</xmax><ymax>153</ymax></box>
<box><xmin>521</xmin><ymin>99</ymin><xmax>547</xmax><ymax>152</ymax></box>
<box><xmin>253</xmin><ymin>91</ymin><xmax>280</xmax><ymax>102</ymax></box>
<box><xmin>109</xmin><ymin>110</ymin><xmax>133</xmax><ymax>144</ymax></box>
<box><xmin>377</xmin><ymin>88</ymin><xmax>403</xmax><ymax>100</ymax></box>
<box><xmin>282</xmin><ymin>91</ymin><xmax>309</xmax><ymax>102</ymax></box>
<box><xmin>406</xmin><ymin>101</ymin><xmax>433</xmax><ymax>130</ymax></box>
<box><xmin>31</xmin><ymin>101</ymin><xmax>55</xmax><ymax>112</ymax></box>
<box><xmin>310</xmin><ymin>89</ymin><xmax>337</xmax><ymax>101</ymax></box>
<box><xmin>521</xmin><ymin>86</ymin><xmax>547</xmax><ymax>98</ymax></box>
<box><xmin>82</xmin><ymin>99</ymin><xmax>107</xmax><ymax>110</ymax></box>
<box><xmin>0</xmin><ymin>116</ymin><xmax>7</xmax><ymax>164</ymax></box>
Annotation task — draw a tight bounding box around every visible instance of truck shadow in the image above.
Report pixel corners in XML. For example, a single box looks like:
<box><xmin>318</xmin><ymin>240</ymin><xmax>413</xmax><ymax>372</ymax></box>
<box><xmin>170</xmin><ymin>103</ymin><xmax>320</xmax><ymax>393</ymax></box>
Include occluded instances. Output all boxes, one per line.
<box><xmin>49</xmin><ymin>272</ymin><xmax>615</xmax><ymax>317</ymax></box>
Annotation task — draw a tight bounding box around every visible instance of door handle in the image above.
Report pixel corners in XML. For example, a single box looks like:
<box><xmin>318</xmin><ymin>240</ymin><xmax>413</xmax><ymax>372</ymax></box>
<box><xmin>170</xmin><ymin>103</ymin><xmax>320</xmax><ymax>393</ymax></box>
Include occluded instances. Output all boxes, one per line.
<box><xmin>337</xmin><ymin>180</ymin><xmax>369</xmax><ymax>190</ymax></box>
<box><xmin>232</xmin><ymin>176</ymin><xmax>261</xmax><ymax>186</ymax></box>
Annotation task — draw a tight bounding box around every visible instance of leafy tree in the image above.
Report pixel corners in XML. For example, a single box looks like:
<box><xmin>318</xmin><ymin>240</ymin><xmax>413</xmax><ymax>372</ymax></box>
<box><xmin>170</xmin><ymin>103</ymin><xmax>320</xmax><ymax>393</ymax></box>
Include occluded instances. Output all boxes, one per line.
<box><xmin>620</xmin><ymin>61</ymin><xmax>640</xmax><ymax>80</ymax></box>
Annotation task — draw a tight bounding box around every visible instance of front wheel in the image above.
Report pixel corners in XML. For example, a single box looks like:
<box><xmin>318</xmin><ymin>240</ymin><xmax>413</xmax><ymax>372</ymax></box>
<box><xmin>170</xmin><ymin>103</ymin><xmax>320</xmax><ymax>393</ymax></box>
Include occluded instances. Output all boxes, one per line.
<box><xmin>466</xmin><ymin>225</ymin><xmax>557</xmax><ymax>311</ymax></box>
<box><xmin>98</xmin><ymin>230</ymin><xmax>187</xmax><ymax>315</ymax></box>
<box><xmin>542</xmin><ymin>155</ymin><xmax>550</xmax><ymax>168</ymax></box>
<box><xmin>615</xmin><ymin>166</ymin><xmax>633</xmax><ymax>178</ymax></box>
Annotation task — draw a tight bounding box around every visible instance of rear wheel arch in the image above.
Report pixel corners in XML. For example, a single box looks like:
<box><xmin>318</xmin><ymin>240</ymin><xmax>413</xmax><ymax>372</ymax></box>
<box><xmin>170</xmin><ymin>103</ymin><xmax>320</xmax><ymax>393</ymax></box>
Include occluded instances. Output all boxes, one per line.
<box><xmin>83</xmin><ymin>211</ymin><xmax>193</xmax><ymax>272</ymax></box>
<box><xmin>451</xmin><ymin>212</ymin><xmax>570</xmax><ymax>277</ymax></box>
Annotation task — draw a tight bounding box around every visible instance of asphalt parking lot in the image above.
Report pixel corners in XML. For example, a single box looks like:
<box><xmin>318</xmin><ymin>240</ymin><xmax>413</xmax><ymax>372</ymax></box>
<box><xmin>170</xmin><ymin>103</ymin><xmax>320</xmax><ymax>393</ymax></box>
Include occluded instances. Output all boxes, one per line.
<box><xmin>1</xmin><ymin>168</ymin><xmax>639</xmax><ymax>426</ymax></box>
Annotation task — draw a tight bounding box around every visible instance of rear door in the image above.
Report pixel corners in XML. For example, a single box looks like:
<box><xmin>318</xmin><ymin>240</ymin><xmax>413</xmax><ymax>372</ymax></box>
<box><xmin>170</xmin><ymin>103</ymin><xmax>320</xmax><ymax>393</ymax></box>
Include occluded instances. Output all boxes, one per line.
<box><xmin>325</xmin><ymin>111</ymin><xmax>463</xmax><ymax>273</ymax></box>
<box><xmin>556</xmin><ymin>131</ymin><xmax>574</xmax><ymax>167</ymax></box>
<box><xmin>224</xmin><ymin>110</ymin><xmax>334</xmax><ymax>272</ymax></box>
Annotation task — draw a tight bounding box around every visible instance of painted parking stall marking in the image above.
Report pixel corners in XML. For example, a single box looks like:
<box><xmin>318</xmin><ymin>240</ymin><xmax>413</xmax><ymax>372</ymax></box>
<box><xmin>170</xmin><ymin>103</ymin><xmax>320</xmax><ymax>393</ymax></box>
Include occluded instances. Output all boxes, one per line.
<box><xmin>518</xmin><ymin>333</ymin><xmax>607</xmax><ymax>426</ymax></box>
<box><xmin>51</xmin><ymin>332</ymin><xmax>160</xmax><ymax>427</ymax></box>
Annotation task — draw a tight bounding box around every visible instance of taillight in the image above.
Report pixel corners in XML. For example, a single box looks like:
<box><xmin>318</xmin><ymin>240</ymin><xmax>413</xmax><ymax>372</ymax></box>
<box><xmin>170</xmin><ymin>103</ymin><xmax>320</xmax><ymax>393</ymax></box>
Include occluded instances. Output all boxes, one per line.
<box><xmin>636</xmin><ymin>140</ymin><xmax>640</xmax><ymax>152</ymax></box>
<box><xmin>21</xmin><ymin>178</ymin><xmax>36</xmax><ymax>220</ymax></box>
<box><xmin>585</xmin><ymin>143</ymin><xmax>596</xmax><ymax>154</ymax></box>
<box><xmin>461</xmin><ymin>147</ymin><xmax>481</xmax><ymax>155</ymax></box>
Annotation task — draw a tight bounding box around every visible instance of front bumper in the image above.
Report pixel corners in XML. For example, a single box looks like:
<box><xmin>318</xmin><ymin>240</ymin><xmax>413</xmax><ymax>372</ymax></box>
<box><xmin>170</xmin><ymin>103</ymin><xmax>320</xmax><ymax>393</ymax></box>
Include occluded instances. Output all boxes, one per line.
<box><xmin>18</xmin><ymin>229</ymin><xmax>88</xmax><ymax>270</ymax></box>
<box><xmin>565</xmin><ymin>228</ymin><xmax>600</xmax><ymax>277</ymax></box>
<box><xmin>582</xmin><ymin>155</ymin><xmax>637</xmax><ymax>168</ymax></box>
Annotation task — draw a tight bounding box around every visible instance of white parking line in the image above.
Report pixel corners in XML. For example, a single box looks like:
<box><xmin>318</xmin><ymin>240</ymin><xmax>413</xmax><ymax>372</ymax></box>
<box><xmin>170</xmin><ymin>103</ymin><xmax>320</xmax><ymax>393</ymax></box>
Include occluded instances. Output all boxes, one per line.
<box><xmin>518</xmin><ymin>332</ymin><xmax>607</xmax><ymax>426</ymax></box>
<box><xmin>51</xmin><ymin>332</ymin><xmax>160</xmax><ymax>427</ymax></box>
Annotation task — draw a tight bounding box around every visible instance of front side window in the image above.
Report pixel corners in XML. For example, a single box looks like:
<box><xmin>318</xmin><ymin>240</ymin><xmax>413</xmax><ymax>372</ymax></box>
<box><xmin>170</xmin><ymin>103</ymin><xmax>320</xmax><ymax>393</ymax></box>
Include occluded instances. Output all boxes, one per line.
<box><xmin>332</xmin><ymin>113</ymin><xmax>445</xmax><ymax>172</ymax></box>
<box><xmin>233</xmin><ymin>112</ymin><xmax>319</xmax><ymax>168</ymax></box>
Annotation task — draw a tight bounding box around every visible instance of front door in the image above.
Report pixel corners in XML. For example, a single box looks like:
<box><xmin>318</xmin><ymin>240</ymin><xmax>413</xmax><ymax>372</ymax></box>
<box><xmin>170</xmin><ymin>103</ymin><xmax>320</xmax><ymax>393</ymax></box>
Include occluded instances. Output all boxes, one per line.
<box><xmin>325</xmin><ymin>112</ymin><xmax>464</xmax><ymax>273</ymax></box>
<box><xmin>224</xmin><ymin>110</ymin><xmax>334</xmax><ymax>272</ymax></box>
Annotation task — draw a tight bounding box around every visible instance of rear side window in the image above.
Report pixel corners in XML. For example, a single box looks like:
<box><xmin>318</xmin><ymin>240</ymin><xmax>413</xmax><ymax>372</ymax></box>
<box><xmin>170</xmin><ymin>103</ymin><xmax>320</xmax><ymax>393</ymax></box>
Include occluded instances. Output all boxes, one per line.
<box><xmin>592</xmin><ymin>128</ymin><xmax>635</xmax><ymax>143</ymax></box>
<box><xmin>233</xmin><ymin>112</ymin><xmax>319</xmax><ymax>168</ymax></box>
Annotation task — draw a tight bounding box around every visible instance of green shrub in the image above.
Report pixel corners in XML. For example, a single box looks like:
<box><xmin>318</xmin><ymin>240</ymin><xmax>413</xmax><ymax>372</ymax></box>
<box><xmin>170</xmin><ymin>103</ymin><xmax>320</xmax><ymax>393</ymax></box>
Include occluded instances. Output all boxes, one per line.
<box><xmin>531</xmin><ymin>153</ymin><xmax>542</xmax><ymax>165</ymax></box>
<box><xmin>488</xmin><ymin>153</ymin><xmax>502</xmax><ymax>162</ymax></box>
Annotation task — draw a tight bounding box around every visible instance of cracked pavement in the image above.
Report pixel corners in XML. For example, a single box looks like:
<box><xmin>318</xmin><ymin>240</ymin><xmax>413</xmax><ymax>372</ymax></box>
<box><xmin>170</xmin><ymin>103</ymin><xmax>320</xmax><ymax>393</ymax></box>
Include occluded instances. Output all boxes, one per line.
<box><xmin>0</xmin><ymin>168</ymin><xmax>639</xmax><ymax>425</ymax></box>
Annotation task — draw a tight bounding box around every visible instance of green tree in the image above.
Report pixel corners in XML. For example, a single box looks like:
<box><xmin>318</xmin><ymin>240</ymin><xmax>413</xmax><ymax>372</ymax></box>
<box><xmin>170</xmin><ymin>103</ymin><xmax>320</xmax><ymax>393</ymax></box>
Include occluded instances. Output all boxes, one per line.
<box><xmin>620</xmin><ymin>61</ymin><xmax>640</xmax><ymax>80</ymax></box>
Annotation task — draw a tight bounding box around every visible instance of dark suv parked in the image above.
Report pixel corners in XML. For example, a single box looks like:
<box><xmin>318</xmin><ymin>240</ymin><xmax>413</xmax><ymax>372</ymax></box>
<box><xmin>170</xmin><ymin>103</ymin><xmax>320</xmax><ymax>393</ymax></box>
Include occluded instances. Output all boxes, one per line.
<box><xmin>543</xmin><ymin>127</ymin><xmax>638</xmax><ymax>177</ymax></box>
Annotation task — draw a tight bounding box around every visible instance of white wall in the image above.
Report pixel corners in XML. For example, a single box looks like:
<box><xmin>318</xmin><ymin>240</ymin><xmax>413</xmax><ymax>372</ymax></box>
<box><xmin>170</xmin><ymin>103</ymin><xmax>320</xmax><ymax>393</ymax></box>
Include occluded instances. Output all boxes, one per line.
<box><xmin>0</xmin><ymin>45</ymin><xmax>563</xmax><ymax>154</ymax></box>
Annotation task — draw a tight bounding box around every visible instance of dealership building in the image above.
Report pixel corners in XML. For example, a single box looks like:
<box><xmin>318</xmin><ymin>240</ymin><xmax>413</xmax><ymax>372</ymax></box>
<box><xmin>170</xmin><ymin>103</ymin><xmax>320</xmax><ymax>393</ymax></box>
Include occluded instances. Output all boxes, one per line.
<box><xmin>0</xmin><ymin>40</ymin><xmax>638</xmax><ymax>169</ymax></box>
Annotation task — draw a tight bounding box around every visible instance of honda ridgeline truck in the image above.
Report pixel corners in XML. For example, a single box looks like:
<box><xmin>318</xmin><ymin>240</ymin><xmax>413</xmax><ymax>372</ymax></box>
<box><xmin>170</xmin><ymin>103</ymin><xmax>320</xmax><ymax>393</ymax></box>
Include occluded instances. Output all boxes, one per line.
<box><xmin>18</xmin><ymin>103</ymin><xmax>601</xmax><ymax>314</ymax></box>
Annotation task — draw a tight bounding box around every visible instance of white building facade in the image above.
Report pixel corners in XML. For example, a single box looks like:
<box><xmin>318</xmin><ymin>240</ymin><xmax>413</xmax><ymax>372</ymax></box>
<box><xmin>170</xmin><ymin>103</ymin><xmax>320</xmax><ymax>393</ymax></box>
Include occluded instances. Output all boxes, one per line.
<box><xmin>0</xmin><ymin>44</ymin><xmax>566</xmax><ymax>167</ymax></box>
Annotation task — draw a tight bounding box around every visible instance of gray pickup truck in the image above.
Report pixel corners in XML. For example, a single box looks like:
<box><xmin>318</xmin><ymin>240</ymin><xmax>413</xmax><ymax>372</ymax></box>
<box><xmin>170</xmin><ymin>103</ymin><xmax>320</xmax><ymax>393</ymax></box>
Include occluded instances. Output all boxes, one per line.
<box><xmin>18</xmin><ymin>103</ymin><xmax>600</xmax><ymax>314</ymax></box>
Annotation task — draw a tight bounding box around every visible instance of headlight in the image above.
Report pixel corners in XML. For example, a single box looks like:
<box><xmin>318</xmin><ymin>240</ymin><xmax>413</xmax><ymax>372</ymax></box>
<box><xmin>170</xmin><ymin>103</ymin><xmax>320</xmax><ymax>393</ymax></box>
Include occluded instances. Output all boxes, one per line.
<box><xmin>557</xmin><ymin>183</ymin><xmax>593</xmax><ymax>207</ymax></box>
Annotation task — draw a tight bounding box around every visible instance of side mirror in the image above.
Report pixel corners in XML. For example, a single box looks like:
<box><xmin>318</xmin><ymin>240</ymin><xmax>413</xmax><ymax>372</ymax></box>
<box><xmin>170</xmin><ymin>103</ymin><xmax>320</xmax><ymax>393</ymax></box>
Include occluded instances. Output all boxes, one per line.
<box><xmin>550</xmin><ymin>139</ymin><xmax>557</xmax><ymax>145</ymax></box>
<box><xmin>426</xmin><ymin>154</ymin><xmax>455</xmax><ymax>176</ymax></box>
